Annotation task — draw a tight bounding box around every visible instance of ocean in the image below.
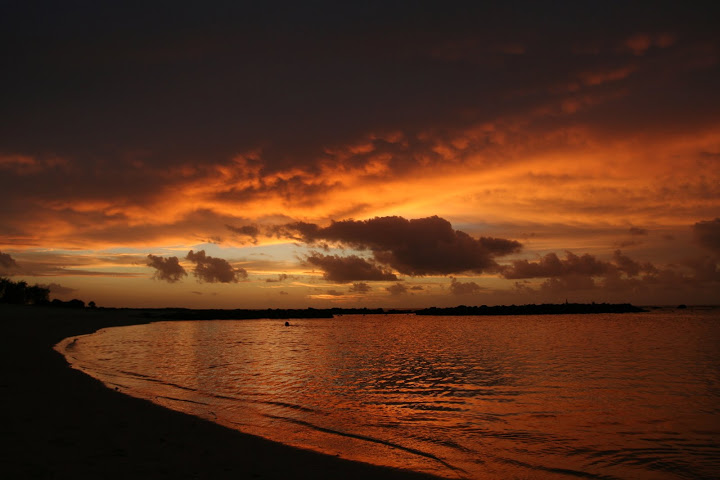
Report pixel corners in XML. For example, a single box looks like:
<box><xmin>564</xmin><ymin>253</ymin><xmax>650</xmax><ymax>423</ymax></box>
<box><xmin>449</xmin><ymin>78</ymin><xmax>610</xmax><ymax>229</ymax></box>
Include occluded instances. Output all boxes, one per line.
<box><xmin>57</xmin><ymin>309</ymin><xmax>720</xmax><ymax>479</ymax></box>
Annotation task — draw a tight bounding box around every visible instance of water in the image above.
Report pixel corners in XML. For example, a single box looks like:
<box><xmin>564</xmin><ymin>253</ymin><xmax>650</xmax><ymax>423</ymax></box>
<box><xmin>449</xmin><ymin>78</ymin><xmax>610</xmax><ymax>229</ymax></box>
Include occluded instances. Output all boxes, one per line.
<box><xmin>57</xmin><ymin>310</ymin><xmax>720</xmax><ymax>479</ymax></box>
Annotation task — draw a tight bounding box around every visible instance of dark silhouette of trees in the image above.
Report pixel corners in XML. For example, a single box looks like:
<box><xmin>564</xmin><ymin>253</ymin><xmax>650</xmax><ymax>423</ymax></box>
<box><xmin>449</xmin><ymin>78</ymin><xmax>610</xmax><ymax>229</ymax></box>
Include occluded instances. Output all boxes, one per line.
<box><xmin>0</xmin><ymin>277</ymin><xmax>50</xmax><ymax>305</ymax></box>
<box><xmin>50</xmin><ymin>298</ymin><xmax>85</xmax><ymax>308</ymax></box>
<box><xmin>0</xmin><ymin>278</ymin><xmax>90</xmax><ymax>308</ymax></box>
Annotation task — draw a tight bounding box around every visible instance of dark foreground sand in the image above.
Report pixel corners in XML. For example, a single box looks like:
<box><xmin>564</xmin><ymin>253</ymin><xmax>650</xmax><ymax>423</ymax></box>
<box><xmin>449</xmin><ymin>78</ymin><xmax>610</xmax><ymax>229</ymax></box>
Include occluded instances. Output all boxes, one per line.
<box><xmin>2</xmin><ymin>305</ymin><xmax>440</xmax><ymax>479</ymax></box>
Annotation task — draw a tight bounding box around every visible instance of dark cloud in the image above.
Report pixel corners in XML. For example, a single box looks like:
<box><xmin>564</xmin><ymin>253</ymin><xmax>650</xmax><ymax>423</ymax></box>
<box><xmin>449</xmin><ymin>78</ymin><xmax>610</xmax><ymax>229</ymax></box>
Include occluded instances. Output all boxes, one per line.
<box><xmin>325</xmin><ymin>289</ymin><xmax>344</xmax><ymax>296</ymax></box>
<box><xmin>226</xmin><ymin>224</ymin><xmax>260</xmax><ymax>244</ymax></box>
<box><xmin>272</xmin><ymin>221</ymin><xmax>321</xmax><ymax>242</ymax></box>
<box><xmin>684</xmin><ymin>256</ymin><xmax>720</xmax><ymax>283</ymax></box>
<box><xmin>186</xmin><ymin>250</ymin><xmax>247</xmax><ymax>283</ymax></box>
<box><xmin>502</xmin><ymin>251</ymin><xmax>611</xmax><ymax>279</ymax></box>
<box><xmin>510</xmin><ymin>262</ymin><xmax>718</xmax><ymax>305</ymax></box>
<box><xmin>306</xmin><ymin>253</ymin><xmax>397</xmax><ymax>283</ymax></box>
<box><xmin>39</xmin><ymin>283</ymin><xmax>77</xmax><ymax>296</ymax></box>
<box><xmin>449</xmin><ymin>278</ymin><xmax>482</xmax><ymax>295</ymax></box>
<box><xmin>541</xmin><ymin>274</ymin><xmax>597</xmax><ymax>293</ymax></box>
<box><xmin>603</xmin><ymin>258</ymin><xmax>720</xmax><ymax>297</ymax></box>
<box><xmin>693</xmin><ymin>218</ymin><xmax>720</xmax><ymax>254</ymax></box>
<box><xmin>3</xmin><ymin>2</ymin><xmax>714</xmax><ymax>175</ymax></box>
<box><xmin>615</xmin><ymin>239</ymin><xmax>643</xmax><ymax>248</ymax></box>
<box><xmin>349</xmin><ymin>282</ymin><xmax>371</xmax><ymax>293</ymax></box>
<box><xmin>0</xmin><ymin>251</ymin><xmax>20</xmax><ymax>273</ymax></box>
<box><xmin>503</xmin><ymin>250</ymin><xmax>662</xmax><ymax>282</ymax></box>
<box><xmin>266</xmin><ymin>273</ymin><xmax>289</xmax><ymax>283</ymax></box>
<box><xmin>147</xmin><ymin>254</ymin><xmax>187</xmax><ymax>283</ymax></box>
<box><xmin>285</xmin><ymin>216</ymin><xmax>521</xmax><ymax>276</ymax></box>
<box><xmin>629</xmin><ymin>226</ymin><xmax>648</xmax><ymax>235</ymax></box>
<box><xmin>612</xmin><ymin>250</ymin><xmax>642</xmax><ymax>277</ymax></box>
<box><xmin>386</xmin><ymin>283</ymin><xmax>408</xmax><ymax>296</ymax></box>
<box><xmin>509</xmin><ymin>248</ymin><xmax>719</xmax><ymax>302</ymax></box>
<box><xmin>279</xmin><ymin>290</ymin><xmax>289</xmax><ymax>295</ymax></box>
<box><xmin>513</xmin><ymin>280</ymin><xmax>534</xmax><ymax>293</ymax></box>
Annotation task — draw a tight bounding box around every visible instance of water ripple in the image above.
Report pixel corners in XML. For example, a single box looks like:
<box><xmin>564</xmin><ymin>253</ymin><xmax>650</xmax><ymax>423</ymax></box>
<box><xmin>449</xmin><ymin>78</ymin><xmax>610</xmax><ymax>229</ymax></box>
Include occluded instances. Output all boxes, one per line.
<box><xmin>58</xmin><ymin>311</ymin><xmax>720</xmax><ymax>479</ymax></box>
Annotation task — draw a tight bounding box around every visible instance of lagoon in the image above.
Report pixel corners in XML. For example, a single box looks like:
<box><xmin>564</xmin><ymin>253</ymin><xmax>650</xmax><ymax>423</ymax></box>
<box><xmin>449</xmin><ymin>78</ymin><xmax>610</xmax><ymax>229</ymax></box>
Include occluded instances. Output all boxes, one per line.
<box><xmin>58</xmin><ymin>310</ymin><xmax>720</xmax><ymax>479</ymax></box>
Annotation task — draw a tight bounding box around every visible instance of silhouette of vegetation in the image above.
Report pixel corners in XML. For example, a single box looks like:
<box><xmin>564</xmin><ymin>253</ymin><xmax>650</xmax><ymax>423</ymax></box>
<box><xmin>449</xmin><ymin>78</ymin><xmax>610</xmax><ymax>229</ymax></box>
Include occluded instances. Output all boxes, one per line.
<box><xmin>145</xmin><ymin>307</ymin><xmax>392</xmax><ymax>320</ymax></box>
<box><xmin>0</xmin><ymin>277</ymin><xmax>90</xmax><ymax>307</ymax></box>
<box><xmin>50</xmin><ymin>298</ymin><xmax>86</xmax><ymax>309</ymax></box>
<box><xmin>141</xmin><ymin>304</ymin><xmax>646</xmax><ymax>321</ymax></box>
<box><xmin>0</xmin><ymin>277</ymin><xmax>49</xmax><ymax>305</ymax></box>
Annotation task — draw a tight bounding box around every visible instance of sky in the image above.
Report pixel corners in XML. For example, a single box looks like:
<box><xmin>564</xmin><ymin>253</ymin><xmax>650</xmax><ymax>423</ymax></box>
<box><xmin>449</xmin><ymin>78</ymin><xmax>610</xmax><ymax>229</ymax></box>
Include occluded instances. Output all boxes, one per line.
<box><xmin>1</xmin><ymin>1</ymin><xmax>719</xmax><ymax>308</ymax></box>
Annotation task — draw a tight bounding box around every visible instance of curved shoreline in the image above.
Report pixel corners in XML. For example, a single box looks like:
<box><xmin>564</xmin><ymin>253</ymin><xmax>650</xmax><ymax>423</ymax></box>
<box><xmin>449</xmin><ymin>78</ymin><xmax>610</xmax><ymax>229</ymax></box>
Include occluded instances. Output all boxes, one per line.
<box><xmin>2</xmin><ymin>305</ymin><xmax>440</xmax><ymax>479</ymax></box>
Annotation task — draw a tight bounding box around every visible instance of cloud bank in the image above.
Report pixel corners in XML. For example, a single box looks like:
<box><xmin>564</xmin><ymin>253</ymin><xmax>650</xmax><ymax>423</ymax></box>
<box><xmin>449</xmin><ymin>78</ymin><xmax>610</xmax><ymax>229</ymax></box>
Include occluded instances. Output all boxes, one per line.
<box><xmin>502</xmin><ymin>251</ymin><xmax>612</xmax><ymax>279</ymax></box>
<box><xmin>283</xmin><ymin>216</ymin><xmax>522</xmax><ymax>276</ymax></box>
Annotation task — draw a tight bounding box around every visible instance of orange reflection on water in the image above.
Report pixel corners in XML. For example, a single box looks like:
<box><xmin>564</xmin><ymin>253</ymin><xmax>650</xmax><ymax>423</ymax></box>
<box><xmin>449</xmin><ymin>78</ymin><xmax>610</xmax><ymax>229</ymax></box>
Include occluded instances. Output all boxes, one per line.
<box><xmin>59</xmin><ymin>311</ymin><xmax>720</xmax><ymax>479</ymax></box>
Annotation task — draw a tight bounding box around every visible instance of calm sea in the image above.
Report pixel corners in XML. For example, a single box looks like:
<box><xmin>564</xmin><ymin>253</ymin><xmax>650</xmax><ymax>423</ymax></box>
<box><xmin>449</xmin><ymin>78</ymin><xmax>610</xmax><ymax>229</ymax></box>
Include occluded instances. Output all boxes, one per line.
<box><xmin>57</xmin><ymin>310</ymin><xmax>720</xmax><ymax>479</ymax></box>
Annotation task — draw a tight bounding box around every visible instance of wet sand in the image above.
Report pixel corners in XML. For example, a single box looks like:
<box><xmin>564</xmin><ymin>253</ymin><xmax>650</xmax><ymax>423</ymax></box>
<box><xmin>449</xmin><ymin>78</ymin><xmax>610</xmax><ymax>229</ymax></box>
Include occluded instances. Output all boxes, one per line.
<box><xmin>2</xmin><ymin>305</ymin><xmax>440</xmax><ymax>479</ymax></box>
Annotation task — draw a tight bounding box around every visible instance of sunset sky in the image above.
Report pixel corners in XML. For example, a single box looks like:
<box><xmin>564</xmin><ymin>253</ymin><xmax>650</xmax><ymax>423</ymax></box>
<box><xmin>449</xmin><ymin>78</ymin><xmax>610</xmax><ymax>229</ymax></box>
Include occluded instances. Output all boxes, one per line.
<box><xmin>2</xmin><ymin>2</ymin><xmax>719</xmax><ymax>308</ymax></box>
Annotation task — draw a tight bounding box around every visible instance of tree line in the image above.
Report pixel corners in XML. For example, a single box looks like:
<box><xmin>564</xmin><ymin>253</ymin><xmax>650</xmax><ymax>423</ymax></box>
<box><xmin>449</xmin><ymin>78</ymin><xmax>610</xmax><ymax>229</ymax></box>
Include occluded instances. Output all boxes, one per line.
<box><xmin>0</xmin><ymin>277</ymin><xmax>49</xmax><ymax>304</ymax></box>
<box><xmin>0</xmin><ymin>277</ymin><xmax>89</xmax><ymax>307</ymax></box>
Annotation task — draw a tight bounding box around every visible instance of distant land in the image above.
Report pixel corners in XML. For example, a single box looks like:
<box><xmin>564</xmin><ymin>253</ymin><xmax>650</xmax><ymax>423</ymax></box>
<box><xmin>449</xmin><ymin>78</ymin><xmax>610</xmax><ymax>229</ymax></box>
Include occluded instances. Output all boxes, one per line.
<box><xmin>415</xmin><ymin>303</ymin><xmax>647</xmax><ymax>316</ymax></box>
<box><xmin>131</xmin><ymin>303</ymin><xmax>647</xmax><ymax>321</ymax></box>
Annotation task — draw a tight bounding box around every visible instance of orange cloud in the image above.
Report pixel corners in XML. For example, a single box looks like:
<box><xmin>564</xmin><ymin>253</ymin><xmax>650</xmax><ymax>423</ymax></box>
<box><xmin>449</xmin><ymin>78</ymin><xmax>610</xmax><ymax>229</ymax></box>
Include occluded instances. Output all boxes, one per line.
<box><xmin>578</xmin><ymin>65</ymin><xmax>636</xmax><ymax>86</ymax></box>
<box><xmin>625</xmin><ymin>32</ymin><xmax>677</xmax><ymax>55</ymax></box>
<box><xmin>3</xmin><ymin>116</ymin><xmax>718</xmax><ymax>254</ymax></box>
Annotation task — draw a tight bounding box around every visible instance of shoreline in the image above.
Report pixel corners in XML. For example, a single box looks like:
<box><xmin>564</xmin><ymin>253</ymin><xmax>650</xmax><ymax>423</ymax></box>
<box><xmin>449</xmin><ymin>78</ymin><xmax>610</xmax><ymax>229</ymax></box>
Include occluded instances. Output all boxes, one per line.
<box><xmin>2</xmin><ymin>305</ymin><xmax>440</xmax><ymax>479</ymax></box>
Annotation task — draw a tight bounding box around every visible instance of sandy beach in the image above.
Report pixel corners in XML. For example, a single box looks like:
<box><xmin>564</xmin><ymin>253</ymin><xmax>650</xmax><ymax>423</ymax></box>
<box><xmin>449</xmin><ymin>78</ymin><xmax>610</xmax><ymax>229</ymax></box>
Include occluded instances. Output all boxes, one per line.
<box><xmin>2</xmin><ymin>305</ymin><xmax>439</xmax><ymax>479</ymax></box>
